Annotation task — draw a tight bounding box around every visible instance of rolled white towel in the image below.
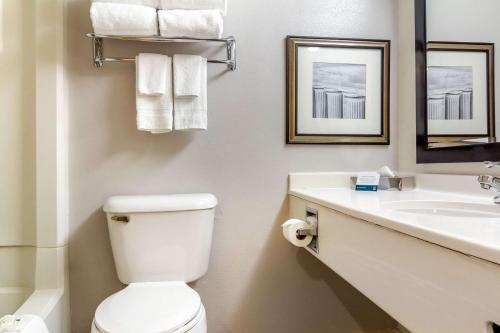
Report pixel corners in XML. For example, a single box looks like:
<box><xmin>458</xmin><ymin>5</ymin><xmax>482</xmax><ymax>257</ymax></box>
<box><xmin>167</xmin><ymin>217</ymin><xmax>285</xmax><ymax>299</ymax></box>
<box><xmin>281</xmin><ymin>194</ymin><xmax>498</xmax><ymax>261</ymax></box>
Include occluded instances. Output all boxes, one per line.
<box><xmin>159</xmin><ymin>0</ymin><xmax>227</xmax><ymax>16</ymax></box>
<box><xmin>91</xmin><ymin>0</ymin><xmax>159</xmax><ymax>8</ymax></box>
<box><xmin>90</xmin><ymin>3</ymin><xmax>159</xmax><ymax>36</ymax></box>
<box><xmin>159</xmin><ymin>10</ymin><xmax>223</xmax><ymax>39</ymax></box>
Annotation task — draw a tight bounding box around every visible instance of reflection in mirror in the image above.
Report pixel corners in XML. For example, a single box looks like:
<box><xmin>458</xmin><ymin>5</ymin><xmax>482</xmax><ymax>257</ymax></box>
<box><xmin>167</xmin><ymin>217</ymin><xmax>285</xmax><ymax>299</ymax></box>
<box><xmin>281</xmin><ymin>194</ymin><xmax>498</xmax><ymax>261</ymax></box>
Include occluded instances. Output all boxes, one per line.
<box><xmin>426</xmin><ymin>0</ymin><xmax>498</xmax><ymax>149</ymax></box>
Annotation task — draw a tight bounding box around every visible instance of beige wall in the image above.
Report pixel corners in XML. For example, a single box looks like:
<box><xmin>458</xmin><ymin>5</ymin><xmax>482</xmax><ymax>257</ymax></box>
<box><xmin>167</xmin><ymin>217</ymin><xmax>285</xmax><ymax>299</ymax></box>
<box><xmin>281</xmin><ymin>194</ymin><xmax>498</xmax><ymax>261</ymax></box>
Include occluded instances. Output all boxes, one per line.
<box><xmin>0</xmin><ymin>0</ymin><xmax>36</xmax><ymax>246</ymax></box>
<box><xmin>67</xmin><ymin>0</ymin><xmax>400</xmax><ymax>332</ymax></box>
<box><xmin>0</xmin><ymin>0</ymin><xmax>37</xmax><ymax>317</ymax></box>
<box><xmin>397</xmin><ymin>0</ymin><xmax>500</xmax><ymax>176</ymax></box>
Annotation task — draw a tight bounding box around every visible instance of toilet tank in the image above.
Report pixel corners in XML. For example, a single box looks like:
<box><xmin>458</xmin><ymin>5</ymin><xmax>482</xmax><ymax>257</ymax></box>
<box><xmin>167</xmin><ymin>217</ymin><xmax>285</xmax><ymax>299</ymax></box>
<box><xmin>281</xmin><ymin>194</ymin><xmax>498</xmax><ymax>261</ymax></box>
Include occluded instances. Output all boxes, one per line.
<box><xmin>103</xmin><ymin>194</ymin><xmax>217</xmax><ymax>284</ymax></box>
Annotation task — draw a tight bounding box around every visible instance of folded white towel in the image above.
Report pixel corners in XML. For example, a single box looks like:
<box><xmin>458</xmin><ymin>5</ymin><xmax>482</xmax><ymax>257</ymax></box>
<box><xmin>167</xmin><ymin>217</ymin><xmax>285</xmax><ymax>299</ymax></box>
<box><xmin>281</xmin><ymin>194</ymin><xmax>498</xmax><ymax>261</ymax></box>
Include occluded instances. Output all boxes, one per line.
<box><xmin>91</xmin><ymin>0</ymin><xmax>159</xmax><ymax>8</ymax></box>
<box><xmin>174</xmin><ymin>57</ymin><xmax>207</xmax><ymax>131</ymax></box>
<box><xmin>159</xmin><ymin>10</ymin><xmax>223</xmax><ymax>39</ymax></box>
<box><xmin>136</xmin><ymin>55</ymin><xmax>173</xmax><ymax>133</ymax></box>
<box><xmin>173</xmin><ymin>55</ymin><xmax>202</xmax><ymax>98</ymax></box>
<box><xmin>90</xmin><ymin>3</ymin><xmax>159</xmax><ymax>36</ymax></box>
<box><xmin>137</xmin><ymin>53</ymin><xmax>169</xmax><ymax>96</ymax></box>
<box><xmin>159</xmin><ymin>0</ymin><xmax>227</xmax><ymax>16</ymax></box>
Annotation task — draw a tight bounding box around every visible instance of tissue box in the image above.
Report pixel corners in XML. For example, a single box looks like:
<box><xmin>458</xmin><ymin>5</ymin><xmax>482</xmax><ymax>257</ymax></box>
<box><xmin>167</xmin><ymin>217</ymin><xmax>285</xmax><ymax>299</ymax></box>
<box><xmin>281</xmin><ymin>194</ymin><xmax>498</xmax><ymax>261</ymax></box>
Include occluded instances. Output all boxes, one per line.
<box><xmin>350</xmin><ymin>176</ymin><xmax>415</xmax><ymax>191</ymax></box>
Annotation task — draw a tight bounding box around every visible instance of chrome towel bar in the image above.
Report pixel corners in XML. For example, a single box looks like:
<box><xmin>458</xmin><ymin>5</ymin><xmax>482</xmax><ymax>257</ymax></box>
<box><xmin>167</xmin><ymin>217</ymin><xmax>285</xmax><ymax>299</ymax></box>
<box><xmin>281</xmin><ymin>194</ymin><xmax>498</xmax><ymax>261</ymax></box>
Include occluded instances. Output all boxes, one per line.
<box><xmin>86</xmin><ymin>33</ymin><xmax>237</xmax><ymax>71</ymax></box>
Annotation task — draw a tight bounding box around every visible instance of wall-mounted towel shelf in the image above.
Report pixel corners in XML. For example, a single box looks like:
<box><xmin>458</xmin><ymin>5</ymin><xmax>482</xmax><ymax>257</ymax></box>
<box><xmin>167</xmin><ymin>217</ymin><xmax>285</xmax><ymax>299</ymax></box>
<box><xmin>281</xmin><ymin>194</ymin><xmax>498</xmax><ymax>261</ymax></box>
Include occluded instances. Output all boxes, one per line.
<box><xmin>86</xmin><ymin>33</ymin><xmax>237</xmax><ymax>71</ymax></box>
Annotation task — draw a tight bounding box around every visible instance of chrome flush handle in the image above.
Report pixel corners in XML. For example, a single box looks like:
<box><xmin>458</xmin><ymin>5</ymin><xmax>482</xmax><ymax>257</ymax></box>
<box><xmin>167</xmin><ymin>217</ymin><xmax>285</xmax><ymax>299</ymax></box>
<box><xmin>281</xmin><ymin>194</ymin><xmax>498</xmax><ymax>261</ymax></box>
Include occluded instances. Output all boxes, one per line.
<box><xmin>111</xmin><ymin>215</ymin><xmax>129</xmax><ymax>223</ymax></box>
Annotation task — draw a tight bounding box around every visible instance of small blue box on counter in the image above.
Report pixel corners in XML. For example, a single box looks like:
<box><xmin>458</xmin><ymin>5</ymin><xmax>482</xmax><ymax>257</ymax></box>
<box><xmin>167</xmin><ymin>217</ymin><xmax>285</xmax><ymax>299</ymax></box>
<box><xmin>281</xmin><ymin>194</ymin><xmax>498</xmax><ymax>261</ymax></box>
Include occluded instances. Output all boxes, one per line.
<box><xmin>355</xmin><ymin>185</ymin><xmax>378</xmax><ymax>191</ymax></box>
<box><xmin>355</xmin><ymin>173</ymin><xmax>380</xmax><ymax>192</ymax></box>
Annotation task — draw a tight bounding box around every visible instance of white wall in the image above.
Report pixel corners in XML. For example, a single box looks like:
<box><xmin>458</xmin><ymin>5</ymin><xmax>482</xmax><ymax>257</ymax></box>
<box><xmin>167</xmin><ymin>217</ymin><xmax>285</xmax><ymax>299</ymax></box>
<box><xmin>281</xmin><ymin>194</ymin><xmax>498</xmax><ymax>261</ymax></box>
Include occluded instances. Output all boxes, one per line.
<box><xmin>67</xmin><ymin>0</ymin><xmax>400</xmax><ymax>332</ymax></box>
<box><xmin>397</xmin><ymin>0</ymin><xmax>500</xmax><ymax>176</ymax></box>
<box><xmin>0</xmin><ymin>0</ymin><xmax>36</xmax><ymax>246</ymax></box>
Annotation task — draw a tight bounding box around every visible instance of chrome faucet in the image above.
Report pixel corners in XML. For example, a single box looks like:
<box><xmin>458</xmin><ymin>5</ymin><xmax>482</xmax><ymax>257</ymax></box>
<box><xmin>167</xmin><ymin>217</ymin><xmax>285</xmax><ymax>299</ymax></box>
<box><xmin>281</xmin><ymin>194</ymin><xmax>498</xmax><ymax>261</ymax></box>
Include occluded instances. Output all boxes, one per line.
<box><xmin>478</xmin><ymin>162</ymin><xmax>500</xmax><ymax>203</ymax></box>
<box><xmin>484</xmin><ymin>161</ymin><xmax>500</xmax><ymax>169</ymax></box>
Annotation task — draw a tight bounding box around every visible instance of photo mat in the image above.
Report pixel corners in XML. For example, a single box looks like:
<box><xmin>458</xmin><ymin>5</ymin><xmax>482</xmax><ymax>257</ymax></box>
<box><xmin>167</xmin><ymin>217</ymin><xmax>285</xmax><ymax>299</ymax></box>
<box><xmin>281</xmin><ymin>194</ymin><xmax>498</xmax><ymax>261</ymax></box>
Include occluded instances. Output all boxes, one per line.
<box><xmin>426</xmin><ymin>44</ymin><xmax>494</xmax><ymax>138</ymax></box>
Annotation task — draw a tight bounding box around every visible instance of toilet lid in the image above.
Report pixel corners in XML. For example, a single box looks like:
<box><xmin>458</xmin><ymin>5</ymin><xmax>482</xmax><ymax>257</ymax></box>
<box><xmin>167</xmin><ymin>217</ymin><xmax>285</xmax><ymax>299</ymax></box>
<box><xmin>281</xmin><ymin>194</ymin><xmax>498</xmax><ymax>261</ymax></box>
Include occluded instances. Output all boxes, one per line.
<box><xmin>94</xmin><ymin>282</ymin><xmax>202</xmax><ymax>333</ymax></box>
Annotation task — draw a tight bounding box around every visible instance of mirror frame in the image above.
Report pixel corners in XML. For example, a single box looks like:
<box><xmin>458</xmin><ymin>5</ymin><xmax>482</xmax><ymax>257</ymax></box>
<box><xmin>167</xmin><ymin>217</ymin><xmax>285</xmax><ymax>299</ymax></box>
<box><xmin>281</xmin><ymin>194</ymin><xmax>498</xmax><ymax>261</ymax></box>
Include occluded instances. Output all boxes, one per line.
<box><xmin>415</xmin><ymin>0</ymin><xmax>500</xmax><ymax>163</ymax></box>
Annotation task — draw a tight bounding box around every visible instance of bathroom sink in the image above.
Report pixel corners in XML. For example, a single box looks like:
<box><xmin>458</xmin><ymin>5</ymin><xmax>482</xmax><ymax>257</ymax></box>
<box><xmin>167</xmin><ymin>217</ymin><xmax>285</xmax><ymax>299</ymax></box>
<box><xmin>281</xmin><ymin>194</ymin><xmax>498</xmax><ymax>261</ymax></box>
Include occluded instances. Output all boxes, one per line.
<box><xmin>381</xmin><ymin>201</ymin><xmax>500</xmax><ymax>218</ymax></box>
<box><xmin>288</xmin><ymin>173</ymin><xmax>500</xmax><ymax>333</ymax></box>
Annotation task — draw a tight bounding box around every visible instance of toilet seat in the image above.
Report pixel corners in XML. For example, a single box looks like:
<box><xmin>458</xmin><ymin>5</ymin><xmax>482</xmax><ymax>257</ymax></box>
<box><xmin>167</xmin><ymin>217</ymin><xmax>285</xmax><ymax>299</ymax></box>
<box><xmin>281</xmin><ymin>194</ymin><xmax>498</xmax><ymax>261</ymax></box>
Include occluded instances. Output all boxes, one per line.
<box><xmin>93</xmin><ymin>282</ymin><xmax>203</xmax><ymax>333</ymax></box>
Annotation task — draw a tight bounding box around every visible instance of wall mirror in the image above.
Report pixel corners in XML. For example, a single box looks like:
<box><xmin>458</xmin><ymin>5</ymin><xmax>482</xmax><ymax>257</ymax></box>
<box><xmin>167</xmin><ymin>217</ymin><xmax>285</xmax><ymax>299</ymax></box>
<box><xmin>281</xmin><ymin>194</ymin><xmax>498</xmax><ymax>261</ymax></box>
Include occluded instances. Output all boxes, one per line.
<box><xmin>415</xmin><ymin>0</ymin><xmax>500</xmax><ymax>163</ymax></box>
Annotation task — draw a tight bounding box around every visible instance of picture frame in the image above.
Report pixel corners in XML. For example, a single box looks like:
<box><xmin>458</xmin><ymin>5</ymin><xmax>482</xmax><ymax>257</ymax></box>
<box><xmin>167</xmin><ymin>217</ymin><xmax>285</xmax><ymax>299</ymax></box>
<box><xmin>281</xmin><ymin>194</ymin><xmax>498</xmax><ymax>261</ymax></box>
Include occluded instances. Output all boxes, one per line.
<box><xmin>286</xmin><ymin>36</ymin><xmax>390</xmax><ymax>145</ymax></box>
<box><xmin>426</xmin><ymin>42</ymin><xmax>495</xmax><ymax>143</ymax></box>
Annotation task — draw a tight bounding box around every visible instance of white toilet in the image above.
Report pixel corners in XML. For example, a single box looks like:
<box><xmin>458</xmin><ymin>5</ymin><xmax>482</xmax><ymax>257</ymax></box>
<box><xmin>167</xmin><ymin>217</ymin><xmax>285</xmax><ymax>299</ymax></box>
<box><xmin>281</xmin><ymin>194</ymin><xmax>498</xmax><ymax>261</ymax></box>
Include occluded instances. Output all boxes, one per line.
<box><xmin>91</xmin><ymin>193</ymin><xmax>218</xmax><ymax>333</ymax></box>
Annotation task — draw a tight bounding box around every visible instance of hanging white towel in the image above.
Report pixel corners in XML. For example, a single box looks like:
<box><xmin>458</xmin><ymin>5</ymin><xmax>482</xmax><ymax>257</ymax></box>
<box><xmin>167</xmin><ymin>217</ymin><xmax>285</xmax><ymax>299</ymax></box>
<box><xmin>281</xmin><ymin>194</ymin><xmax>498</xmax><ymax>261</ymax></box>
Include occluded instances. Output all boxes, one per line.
<box><xmin>137</xmin><ymin>53</ymin><xmax>169</xmax><ymax>96</ymax></box>
<box><xmin>159</xmin><ymin>10</ymin><xmax>223</xmax><ymax>39</ymax></box>
<box><xmin>159</xmin><ymin>0</ymin><xmax>227</xmax><ymax>16</ymax></box>
<box><xmin>90</xmin><ymin>3</ymin><xmax>159</xmax><ymax>36</ymax></box>
<box><xmin>90</xmin><ymin>0</ymin><xmax>159</xmax><ymax>8</ymax></box>
<box><xmin>173</xmin><ymin>54</ymin><xmax>202</xmax><ymax>98</ymax></box>
<box><xmin>174</xmin><ymin>57</ymin><xmax>207</xmax><ymax>131</ymax></box>
<box><xmin>136</xmin><ymin>55</ymin><xmax>174</xmax><ymax>133</ymax></box>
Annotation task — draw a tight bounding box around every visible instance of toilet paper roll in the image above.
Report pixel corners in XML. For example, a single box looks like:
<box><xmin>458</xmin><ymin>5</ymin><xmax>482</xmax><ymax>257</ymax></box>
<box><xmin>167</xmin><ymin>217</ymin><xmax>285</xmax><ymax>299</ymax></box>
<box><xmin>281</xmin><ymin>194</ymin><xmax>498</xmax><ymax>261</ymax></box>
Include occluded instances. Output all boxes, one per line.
<box><xmin>282</xmin><ymin>219</ymin><xmax>313</xmax><ymax>247</ymax></box>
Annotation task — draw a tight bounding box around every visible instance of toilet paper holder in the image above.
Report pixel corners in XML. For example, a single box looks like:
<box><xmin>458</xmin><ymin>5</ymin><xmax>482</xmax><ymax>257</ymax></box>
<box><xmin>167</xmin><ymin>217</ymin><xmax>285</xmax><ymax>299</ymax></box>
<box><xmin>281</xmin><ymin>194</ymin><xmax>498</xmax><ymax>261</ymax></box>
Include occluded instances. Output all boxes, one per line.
<box><xmin>296</xmin><ymin>208</ymin><xmax>318</xmax><ymax>237</ymax></box>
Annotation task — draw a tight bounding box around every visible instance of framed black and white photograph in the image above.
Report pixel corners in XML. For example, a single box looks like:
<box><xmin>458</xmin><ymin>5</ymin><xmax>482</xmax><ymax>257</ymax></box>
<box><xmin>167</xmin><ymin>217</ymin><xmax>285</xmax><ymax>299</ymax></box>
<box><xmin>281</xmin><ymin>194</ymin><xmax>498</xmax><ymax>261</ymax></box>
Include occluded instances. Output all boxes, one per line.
<box><xmin>287</xmin><ymin>36</ymin><xmax>390</xmax><ymax>144</ymax></box>
<box><xmin>427</xmin><ymin>42</ymin><xmax>495</xmax><ymax>141</ymax></box>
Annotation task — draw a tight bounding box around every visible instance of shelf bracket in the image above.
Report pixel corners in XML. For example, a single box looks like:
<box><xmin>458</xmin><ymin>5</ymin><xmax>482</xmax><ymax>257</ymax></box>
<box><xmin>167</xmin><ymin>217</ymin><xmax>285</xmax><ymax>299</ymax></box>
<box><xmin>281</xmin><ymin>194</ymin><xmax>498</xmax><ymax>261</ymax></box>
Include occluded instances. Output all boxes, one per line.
<box><xmin>92</xmin><ymin>36</ymin><xmax>104</xmax><ymax>68</ymax></box>
<box><xmin>227</xmin><ymin>38</ymin><xmax>236</xmax><ymax>71</ymax></box>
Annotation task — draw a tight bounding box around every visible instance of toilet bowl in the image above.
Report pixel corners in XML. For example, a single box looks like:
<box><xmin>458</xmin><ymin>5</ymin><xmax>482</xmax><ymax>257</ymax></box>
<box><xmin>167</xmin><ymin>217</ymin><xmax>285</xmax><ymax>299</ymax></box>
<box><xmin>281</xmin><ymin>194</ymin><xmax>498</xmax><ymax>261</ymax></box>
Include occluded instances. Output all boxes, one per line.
<box><xmin>91</xmin><ymin>194</ymin><xmax>217</xmax><ymax>333</ymax></box>
<box><xmin>91</xmin><ymin>282</ymin><xmax>207</xmax><ymax>333</ymax></box>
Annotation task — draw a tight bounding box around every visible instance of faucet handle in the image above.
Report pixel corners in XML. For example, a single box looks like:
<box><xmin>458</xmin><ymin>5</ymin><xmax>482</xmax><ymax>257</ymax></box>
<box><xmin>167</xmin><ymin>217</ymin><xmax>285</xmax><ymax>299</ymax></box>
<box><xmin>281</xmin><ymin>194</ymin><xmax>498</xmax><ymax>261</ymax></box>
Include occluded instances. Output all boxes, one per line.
<box><xmin>478</xmin><ymin>175</ymin><xmax>493</xmax><ymax>189</ymax></box>
<box><xmin>484</xmin><ymin>161</ymin><xmax>500</xmax><ymax>169</ymax></box>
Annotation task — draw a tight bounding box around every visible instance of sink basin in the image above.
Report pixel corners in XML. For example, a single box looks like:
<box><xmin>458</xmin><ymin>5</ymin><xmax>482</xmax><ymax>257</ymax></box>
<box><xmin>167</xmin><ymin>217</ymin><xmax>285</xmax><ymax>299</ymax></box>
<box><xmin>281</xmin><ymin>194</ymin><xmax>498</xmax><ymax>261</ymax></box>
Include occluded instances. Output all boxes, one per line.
<box><xmin>381</xmin><ymin>201</ymin><xmax>500</xmax><ymax>218</ymax></box>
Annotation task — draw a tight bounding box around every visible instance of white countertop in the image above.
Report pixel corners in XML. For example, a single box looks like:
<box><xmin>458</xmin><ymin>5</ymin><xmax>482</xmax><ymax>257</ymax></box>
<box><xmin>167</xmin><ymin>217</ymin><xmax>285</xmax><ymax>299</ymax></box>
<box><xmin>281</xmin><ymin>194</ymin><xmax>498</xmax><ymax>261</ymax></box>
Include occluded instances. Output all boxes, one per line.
<box><xmin>289</xmin><ymin>173</ymin><xmax>500</xmax><ymax>266</ymax></box>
